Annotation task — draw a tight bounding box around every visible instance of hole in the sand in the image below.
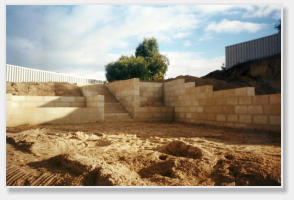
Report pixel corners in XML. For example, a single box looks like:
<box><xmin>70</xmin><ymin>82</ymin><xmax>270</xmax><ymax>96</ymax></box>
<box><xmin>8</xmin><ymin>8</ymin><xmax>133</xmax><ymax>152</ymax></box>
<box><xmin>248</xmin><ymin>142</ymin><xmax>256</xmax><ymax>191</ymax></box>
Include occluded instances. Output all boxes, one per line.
<box><xmin>159</xmin><ymin>155</ymin><xmax>168</xmax><ymax>160</ymax></box>
<box><xmin>161</xmin><ymin>171</ymin><xmax>174</xmax><ymax>178</ymax></box>
<box><xmin>138</xmin><ymin>160</ymin><xmax>176</xmax><ymax>179</ymax></box>
<box><xmin>225</xmin><ymin>154</ymin><xmax>234</xmax><ymax>160</ymax></box>
<box><xmin>96</xmin><ymin>139</ymin><xmax>112</xmax><ymax>147</ymax></box>
<box><xmin>93</xmin><ymin>132</ymin><xmax>103</xmax><ymax>137</ymax></box>
<box><xmin>162</xmin><ymin>140</ymin><xmax>203</xmax><ymax>159</ymax></box>
<box><xmin>83</xmin><ymin>168</ymin><xmax>113</xmax><ymax>186</ymax></box>
<box><xmin>118</xmin><ymin>156</ymin><xmax>126</xmax><ymax>161</ymax></box>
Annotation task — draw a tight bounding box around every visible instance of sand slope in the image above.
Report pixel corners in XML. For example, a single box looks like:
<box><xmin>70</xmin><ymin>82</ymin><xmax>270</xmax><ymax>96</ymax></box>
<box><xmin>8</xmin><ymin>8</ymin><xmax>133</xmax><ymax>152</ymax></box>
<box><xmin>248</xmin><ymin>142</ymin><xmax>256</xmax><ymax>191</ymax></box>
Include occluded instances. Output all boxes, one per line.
<box><xmin>6</xmin><ymin>82</ymin><xmax>83</xmax><ymax>96</ymax></box>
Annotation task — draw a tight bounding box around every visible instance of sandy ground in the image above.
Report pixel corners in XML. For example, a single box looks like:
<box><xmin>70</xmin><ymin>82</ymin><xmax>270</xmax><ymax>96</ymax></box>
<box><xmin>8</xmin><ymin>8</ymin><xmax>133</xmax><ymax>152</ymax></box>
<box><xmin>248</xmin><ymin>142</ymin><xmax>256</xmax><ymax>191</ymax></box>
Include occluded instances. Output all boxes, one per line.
<box><xmin>6</xmin><ymin>82</ymin><xmax>83</xmax><ymax>96</ymax></box>
<box><xmin>6</xmin><ymin>122</ymin><xmax>281</xmax><ymax>186</ymax></box>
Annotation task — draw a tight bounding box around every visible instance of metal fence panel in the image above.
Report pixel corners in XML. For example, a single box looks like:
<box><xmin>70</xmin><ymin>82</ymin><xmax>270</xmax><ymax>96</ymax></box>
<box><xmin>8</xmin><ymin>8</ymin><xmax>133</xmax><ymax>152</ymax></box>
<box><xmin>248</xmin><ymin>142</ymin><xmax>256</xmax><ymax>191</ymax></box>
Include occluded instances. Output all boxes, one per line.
<box><xmin>225</xmin><ymin>33</ymin><xmax>281</xmax><ymax>69</ymax></box>
<box><xmin>6</xmin><ymin>64</ymin><xmax>104</xmax><ymax>84</ymax></box>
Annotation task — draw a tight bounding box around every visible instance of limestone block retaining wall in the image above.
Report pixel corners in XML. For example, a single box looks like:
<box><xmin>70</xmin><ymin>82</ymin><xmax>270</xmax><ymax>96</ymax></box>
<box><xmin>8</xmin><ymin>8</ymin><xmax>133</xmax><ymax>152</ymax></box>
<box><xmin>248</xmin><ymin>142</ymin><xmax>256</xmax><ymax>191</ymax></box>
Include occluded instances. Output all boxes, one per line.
<box><xmin>6</xmin><ymin>94</ymin><xmax>86</xmax><ymax>107</ymax></box>
<box><xmin>163</xmin><ymin>79</ymin><xmax>281</xmax><ymax>132</ymax></box>
<box><xmin>6</xmin><ymin>94</ymin><xmax>104</xmax><ymax>127</ymax></box>
<box><xmin>106</xmin><ymin>79</ymin><xmax>173</xmax><ymax>121</ymax></box>
<box><xmin>106</xmin><ymin>78</ymin><xmax>140</xmax><ymax>117</ymax></box>
<box><xmin>139</xmin><ymin>82</ymin><xmax>163</xmax><ymax>106</ymax></box>
<box><xmin>79</xmin><ymin>84</ymin><xmax>104</xmax><ymax>96</ymax></box>
<box><xmin>134</xmin><ymin>106</ymin><xmax>174</xmax><ymax>122</ymax></box>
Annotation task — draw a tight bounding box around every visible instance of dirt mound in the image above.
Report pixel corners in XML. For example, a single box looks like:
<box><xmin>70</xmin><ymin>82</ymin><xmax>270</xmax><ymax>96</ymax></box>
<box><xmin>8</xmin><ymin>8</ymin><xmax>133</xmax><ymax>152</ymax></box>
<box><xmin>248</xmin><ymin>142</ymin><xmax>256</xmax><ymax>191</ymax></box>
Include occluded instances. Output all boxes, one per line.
<box><xmin>166</xmin><ymin>54</ymin><xmax>281</xmax><ymax>95</ymax></box>
<box><xmin>139</xmin><ymin>159</ymin><xmax>177</xmax><ymax>179</ymax></box>
<box><xmin>168</xmin><ymin>75</ymin><xmax>244</xmax><ymax>92</ymax></box>
<box><xmin>210</xmin><ymin>154</ymin><xmax>281</xmax><ymax>186</ymax></box>
<box><xmin>162</xmin><ymin>140</ymin><xmax>203</xmax><ymax>159</ymax></box>
<box><xmin>6</xmin><ymin>82</ymin><xmax>83</xmax><ymax>96</ymax></box>
<box><xmin>84</xmin><ymin>163</ymin><xmax>145</xmax><ymax>186</ymax></box>
<box><xmin>202</xmin><ymin>54</ymin><xmax>281</xmax><ymax>95</ymax></box>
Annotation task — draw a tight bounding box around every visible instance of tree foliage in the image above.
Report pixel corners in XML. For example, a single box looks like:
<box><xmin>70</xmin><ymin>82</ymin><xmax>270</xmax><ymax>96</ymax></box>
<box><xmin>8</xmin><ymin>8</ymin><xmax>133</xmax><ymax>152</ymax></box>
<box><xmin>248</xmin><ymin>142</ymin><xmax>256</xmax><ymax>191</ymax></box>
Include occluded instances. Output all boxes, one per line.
<box><xmin>105</xmin><ymin>56</ymin><xmax>147</xmax><ymax>82</ymax></box>
<box><xmin>135</xmin><ymin>38</ymin><xmax>158</xmax><ymax>58</ymax></box>
<box><xmin>105</xmin><ymin>37</ymin><xmax>169</xmax><ymax>82</ymax></box>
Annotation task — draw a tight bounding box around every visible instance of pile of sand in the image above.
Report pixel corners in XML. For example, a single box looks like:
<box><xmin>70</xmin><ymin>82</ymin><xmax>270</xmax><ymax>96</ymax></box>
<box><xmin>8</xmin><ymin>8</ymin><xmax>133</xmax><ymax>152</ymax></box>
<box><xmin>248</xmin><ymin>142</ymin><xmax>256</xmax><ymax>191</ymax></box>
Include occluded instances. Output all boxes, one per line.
<box><xmin>6</xmin><ymin>122</ymin><xmax>281</xmax><ymax>186</ymax></box>
<box><xmin>6</xmin><ymin>82</ymin><xmax>83</xmax><ymax>96</ymax></box>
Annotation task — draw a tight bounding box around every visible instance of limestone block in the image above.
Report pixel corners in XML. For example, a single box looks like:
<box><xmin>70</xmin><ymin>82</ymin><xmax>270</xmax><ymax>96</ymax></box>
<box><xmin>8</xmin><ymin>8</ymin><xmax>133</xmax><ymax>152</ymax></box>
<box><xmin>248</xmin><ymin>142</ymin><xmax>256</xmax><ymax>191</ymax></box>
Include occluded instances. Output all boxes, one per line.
<box><xmin>247</xmin><ymin>105</ymin><xmax>263</xmax><ymax>114</ymax></box>
<box><xmin>235</xmin><ymin>87</ymin><xmax>255</xmax><ymax>96</ymax></box>
<box><xmin>269</xmin><ymin>115</ymin><xmax>281</xmax><ymax>125</ymax></box>
<box><xmin>199</xmin><ymin>99</ymin><xmax>208</xmax><ymax>106</ymax></box>
<box><xmin>204</xmin><ymin>106</ymin><xmax>222</xmax><ymax>114</ymax></box>
<box><xmin>7</xmin><ymin>101</ymin><xmax>20</xmax><ymax>108</ymax></box>
<box><xmin>6</xmin><ymin>93</ymin><xmax>12</xmax><ymax>100</ymax></box>
<box><xmin>227</xmin><ymin>114</ymin><xmax>238</xmax><ymax>122</ymax></box>
<box><xmin>11</xmin><ymin>96</ymin><xmax>26</xmax><ymax>101</ymax></box>
<box><xmin>239</xmin><ymin>114</ymin><xmax>252</xmax><ymax>123</ymax></box>
<box><xmin>175</xmin><ymin>106</ymin><xmax>184</xmax><ymax>112</ymax></box>
<box><xmin>149</xmin><ymin>107</ymin><xmax>161</xmax><ymax>112</ymax></box>
<box><xmin>61</xmin><ymin>96</ymin><xmax>75</xmax><ymax>102</ymax></box>
<box><xmin>191</xmin><ymin>113</ymin><xmax>200</xmax><ymax>119</ymax></box>
<box><xmin>184</xmin><ymin>82</ymin><xmax>195</xmax><ymax>89</ymax></box>
<box><xmin>226</xmin><ymin>97</ymin><xmax>238</xmax><ymax>105</ymax></box>
<box><xmin>214</xmin><ymin>97</ymin><xmax>226</xmax><ymax>105</ymax></box>
<box><xmin>200</xmin><ymin>85</ymin><xmax>213</xmax><ymax>93</ymax></box>
<box><xmin>186</xmin><ymin>113</ymin><xmax>192</xmax><ymax>119</ymax></box>
<box><xmin>253</xmin><ymin>115</ymin><xmax>268</xmax><ymax>124</ymax></box>
<box><xmin>213</xmin><ymin>90</ymin><xmax>226</xmax><ymax>98</ymax></box>
<box><xmin>216</xmin><ymin>114</ymin><xmax>226</xmax><ymax>121</ymax></box>
<box><xmin>195</xmin><ymin>106</ymin><xmax>204</xmax><ymax>113</ymax></box>
<box><xmin>269</xmin><ymin>94</ymin><xmax>281</xmax><ymax>104</ymax></box>
<box><xmin>235</xmin><ymin>105</ymin><xmax>247</xmax><ymax>114</ymax></box>
<box><xmin>222</xmin><ymin>106</ymin><xmax>235</xmax><ymax>114</ymax></box>
<box><xmin>42</xmin><ymin>96</ymin><xmax>60</xmax><ymax>101</ymax></box>
<box><xmin>71</xmin><ymin>102</ymin><xmax>85</xmax><ymax>107</ymax></box>
<box><xmin>234</xmin><ymin>123</ymin><xmax>248</xmax><ymax>129</ymax></box>
<box><xmin>263</xmin><ymin>105</ymin><xmax>281</xmax><ymax>115</ymax></box>
<box><xmin>192</xmin><ymin>100</ymin><xmax>199</xmax><ymax>106</ymax></box>
<box><xmin>76</xmin><ymin>97</ymin><xmax>86</xmax><ymax>102</ymax></box>
<box><xmin>253</xmin><ymin>94</ymin><xmax>269</xmax><ymax>105</ymax></box>
<box><xmin>201</xmin><ymin>113</ymin><xmax>216</xmax><ymax>121</ymax></box>
<box><xmin>238</xmin><ymin>96</ymin><xmax>252</xmax><ymax>105</ymax></box>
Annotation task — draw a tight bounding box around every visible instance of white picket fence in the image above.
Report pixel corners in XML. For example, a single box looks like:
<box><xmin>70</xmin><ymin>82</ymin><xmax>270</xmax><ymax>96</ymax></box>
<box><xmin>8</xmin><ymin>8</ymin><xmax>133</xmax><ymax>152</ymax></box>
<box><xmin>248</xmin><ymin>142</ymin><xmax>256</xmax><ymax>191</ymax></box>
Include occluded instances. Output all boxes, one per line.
<box><xmin>6</xmin><ymin>64</ymin><xmax>104</xmax><ymax>84</ymax></box>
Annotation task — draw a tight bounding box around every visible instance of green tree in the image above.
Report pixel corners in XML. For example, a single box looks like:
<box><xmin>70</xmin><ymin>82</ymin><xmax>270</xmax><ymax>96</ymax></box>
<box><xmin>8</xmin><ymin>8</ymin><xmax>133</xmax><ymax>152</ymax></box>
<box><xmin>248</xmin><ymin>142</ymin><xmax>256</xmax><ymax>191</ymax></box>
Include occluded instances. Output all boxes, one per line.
<box><xmin>105</xmin><ymin>37</ymin><xmax>169</xmax><ymax>82</ymax></box>
<box><xmin>135</xmin><ymin>37</ymin><xmax>158</xmax><ymax>58</ymax></box>
<box><xmin>105</xmin><ymin>55</ymin><xmax>147</xmax><ymax>82</ymax></box>
<box><xmin>135</xmin><ymin>37</ymin><xmax>169</xmax><ymax>80</ymax></box>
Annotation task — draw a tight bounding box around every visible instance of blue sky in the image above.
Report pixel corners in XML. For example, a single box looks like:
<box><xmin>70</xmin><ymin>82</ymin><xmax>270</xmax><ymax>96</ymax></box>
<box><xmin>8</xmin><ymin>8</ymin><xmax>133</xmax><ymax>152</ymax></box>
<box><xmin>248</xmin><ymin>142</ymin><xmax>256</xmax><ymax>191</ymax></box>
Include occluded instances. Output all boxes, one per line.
<box><xmin>6</xmin><ymin>5</ymin><xmax>281</xmax><ymax>80</ymax></box>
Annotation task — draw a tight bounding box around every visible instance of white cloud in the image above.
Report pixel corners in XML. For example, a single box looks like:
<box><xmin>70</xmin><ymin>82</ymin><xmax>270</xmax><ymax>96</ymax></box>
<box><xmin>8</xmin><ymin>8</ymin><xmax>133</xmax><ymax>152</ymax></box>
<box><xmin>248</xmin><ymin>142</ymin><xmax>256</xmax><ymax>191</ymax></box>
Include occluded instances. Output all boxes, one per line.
<box><xmin>183</xmin><ymin>40</ymin><xmax>191</xmax><ymax>47</ymax></box>
<box><xmin>7</xmin><ymin>5</ymin><xmax>201</xmax><ymax>80</ymax></box>
<box><xmin>163</xmin><ymin>51</ymin><xmax>224</xmax><ymax>78</ymax></box>
<box><xmin>173</xmin><ymin>32</ymin><xmax>191</xmax><ymax>39</ymax></box>
<box><xmin>7</xmin><ymin>5</ymin><xmax>280</xmax><ymax>81</ymax></box>
<box><xmin>241</xmin><ymin>5</ymin><xmax>281</xmax><ymax>19</ymax></box>
<box><xmin>198</xmin><ymin>33</ymin><xmax>214</xmax><ymax>42</ymax></box>
<box><xmin>194</xmin><ymin>5</ymin><xmax>281</xmax><ymax>19</ymax></box>
<box><xmin>205</xmin><ymin>19</ymin><xmax>267</xmax><ymax>33</ymax></box>
<box><xmin>194</xmin><ymin>5</ymin><xmax>236</xmax><ymax>14</ymax></box>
